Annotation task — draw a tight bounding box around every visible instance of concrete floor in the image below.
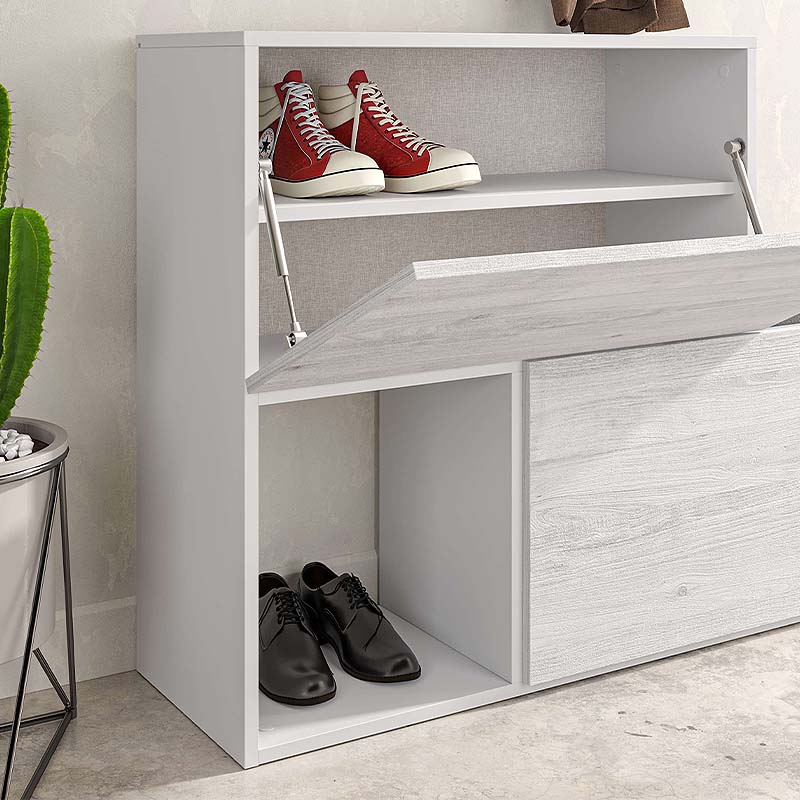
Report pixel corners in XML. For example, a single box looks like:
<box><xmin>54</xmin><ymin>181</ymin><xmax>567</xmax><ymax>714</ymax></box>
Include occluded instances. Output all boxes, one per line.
<box><xmin>2</xmin><ymin>626</ymin><xmax>800</xmax><ymax>800</ymax></box>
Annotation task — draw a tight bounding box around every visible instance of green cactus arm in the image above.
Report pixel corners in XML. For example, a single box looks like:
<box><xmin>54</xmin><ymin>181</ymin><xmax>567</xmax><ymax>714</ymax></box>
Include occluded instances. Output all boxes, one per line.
<box><xmin>0</xmin><ymin>84</ymin><xmax>10</xmax><ymax>208</ymax></box>
<box><xmin>0</xmin><ymin>207</ymin><xmax>12</xmax><ymax>362</ymax></box>
<box><xmin>0</xmin><ymin>207</ymin><xmax>52</xmax><ymax>427</ymax></box>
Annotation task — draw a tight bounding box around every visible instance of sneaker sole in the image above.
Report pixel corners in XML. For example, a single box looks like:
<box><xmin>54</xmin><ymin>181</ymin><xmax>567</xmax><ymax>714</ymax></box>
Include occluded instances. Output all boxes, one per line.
<box><xmin>383</xmin><ymin>163</ymin><xmax>481</xmax><ymax>194</ymax></box>
<box><xmin>271</xmin><ymin>168</ymin><xmax>385</xmax><ymax>199</ymax></box>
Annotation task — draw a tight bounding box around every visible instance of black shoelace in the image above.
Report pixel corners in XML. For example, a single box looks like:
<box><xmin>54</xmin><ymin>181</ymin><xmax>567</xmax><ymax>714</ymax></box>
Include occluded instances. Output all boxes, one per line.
<box><xmin>342</xmin><ymin>574</ymin><xmax>374</xmax><ymax>611</ymax></box>
<box><xmin>275</xmin><ymin>591</ymin><xmax>304</xmax><ymax>625</ymax></box>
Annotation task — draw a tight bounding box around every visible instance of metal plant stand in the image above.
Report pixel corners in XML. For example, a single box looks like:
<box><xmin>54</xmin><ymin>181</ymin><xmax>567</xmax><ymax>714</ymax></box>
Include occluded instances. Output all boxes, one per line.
<box><xmin>1</xmin><ymin>451</ymin><xmax>76</xmax><ymax>800</ymax></box>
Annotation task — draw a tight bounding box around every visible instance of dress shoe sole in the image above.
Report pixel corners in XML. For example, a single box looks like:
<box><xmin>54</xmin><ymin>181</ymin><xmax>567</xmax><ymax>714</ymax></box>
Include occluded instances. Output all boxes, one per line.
<box><xmin>259</xmin><ymin>682</ymin><xmax>336</xmax><ymax>706</ymax></box>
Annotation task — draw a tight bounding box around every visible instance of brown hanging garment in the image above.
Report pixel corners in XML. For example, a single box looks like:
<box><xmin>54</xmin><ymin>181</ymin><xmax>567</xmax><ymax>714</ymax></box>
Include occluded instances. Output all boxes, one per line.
<box><xmin>645</xmin><ymin>0</ymin><xmax>689</xmax><ymax>31</ymax></box>
<box><xmin>551</xmin><ymin>0</ymin><xmax>688</xmax><ymax>34</ymax></box>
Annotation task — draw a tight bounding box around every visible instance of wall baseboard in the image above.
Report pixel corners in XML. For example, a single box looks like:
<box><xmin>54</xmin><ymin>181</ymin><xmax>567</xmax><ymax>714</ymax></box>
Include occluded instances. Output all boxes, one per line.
<box><xmin>0</xmin><ymin>595</ymin><xmax>136</xmax><ymax>699</ymax></box>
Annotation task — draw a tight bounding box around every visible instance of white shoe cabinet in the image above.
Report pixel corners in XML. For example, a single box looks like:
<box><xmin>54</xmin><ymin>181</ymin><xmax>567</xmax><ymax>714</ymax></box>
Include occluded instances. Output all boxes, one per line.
<box><xmin>136</xmin><ymin>31</ymin><xmax>800</xmax><ymax>768</ymax></box>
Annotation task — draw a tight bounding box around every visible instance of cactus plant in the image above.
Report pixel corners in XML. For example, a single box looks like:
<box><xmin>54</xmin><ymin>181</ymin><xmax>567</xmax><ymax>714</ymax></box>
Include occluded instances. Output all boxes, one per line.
<box><xmin>1</xmin><ymin>82</ymin><xmax>10</xmax><ymax>208</ymax></box>
<box><xmin>0</xmin><ymin>82</ymin><xmax>52</xmax><ymax>432</ymax></box>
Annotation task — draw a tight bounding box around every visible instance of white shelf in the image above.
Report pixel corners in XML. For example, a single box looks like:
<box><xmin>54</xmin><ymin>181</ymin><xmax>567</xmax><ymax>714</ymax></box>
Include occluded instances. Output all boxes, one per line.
<box><xmin>261</xmin><ymin>171</ymin><xmax>736</xmax><ymax>223</ymax></box>
<box><xmin>257</xmin><ymin>609</ymin><xmax>517</xmax><ymax>764</ymax></box>
<box><xmin>137</xmin><ymin>31</ymin><xmax>756</xmax><ymax>50</ymax></box>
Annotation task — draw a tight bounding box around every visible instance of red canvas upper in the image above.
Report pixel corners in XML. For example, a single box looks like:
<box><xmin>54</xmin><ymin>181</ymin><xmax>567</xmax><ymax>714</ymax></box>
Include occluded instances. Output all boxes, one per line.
<box><xmin>262</xmin><ymin>70</ymin><xmax>347</xmax><ymax>182</ymax></box>
<box><xmin>327</xmin><ymin>70</ymin><xmax>440</xmax><ymax>179</ymax></box>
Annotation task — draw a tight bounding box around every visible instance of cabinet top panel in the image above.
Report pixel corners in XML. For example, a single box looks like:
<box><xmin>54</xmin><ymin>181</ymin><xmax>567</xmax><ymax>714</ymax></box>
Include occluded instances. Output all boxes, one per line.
<box><xmin>136</xmin><ymin>31</ymin><xmax>757</xmax><ymax>51</ymax></box>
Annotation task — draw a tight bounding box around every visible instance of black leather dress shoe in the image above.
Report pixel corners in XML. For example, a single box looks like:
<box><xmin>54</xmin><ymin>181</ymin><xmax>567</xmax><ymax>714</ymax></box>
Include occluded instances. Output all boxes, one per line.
<box><xmin>259</xmin><ymin>572</ymin><xmax>336</xmax><ymax>705</ymax></box>
<box><xmin>298</xmin><ymin>562</ymin><xmax>421</xmax><ymax>683</ymax></box>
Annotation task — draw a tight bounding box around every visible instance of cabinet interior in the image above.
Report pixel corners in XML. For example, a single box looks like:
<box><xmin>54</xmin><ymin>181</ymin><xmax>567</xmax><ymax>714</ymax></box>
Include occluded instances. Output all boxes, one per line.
<box><xmin>257</xmin><ymin>43</ymin><xmax>750</xmax><ymax>616</ymax></box>
<box><xmin>259</xmin><ymin>374</ymin><xmax>521</xmax><ymax>755</ymax></box>
<box><xmin>258</xmin><ymin>45</ymin><xmax>749</xmax><ymax>335</ymax></box>
<box><xmin>254</xmin><ymin>38</ymin><xmax>753</xmax><ymax>758</ymax></box>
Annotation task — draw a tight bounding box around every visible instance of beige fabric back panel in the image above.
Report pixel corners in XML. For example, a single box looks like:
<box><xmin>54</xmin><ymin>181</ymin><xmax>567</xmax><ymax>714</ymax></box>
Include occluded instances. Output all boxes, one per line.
<box><xmin>258</xmin><ymin>47</ymin><xmax>606</xmax><ymax>176</ymax></box>
<box><xmin>261</xmin><ymin>203</ymin><xmax>604</xmax><ymax>334</ymax></box>
<box><xmin>259</xmin><ymin>394</ymin><xmax>376</xmax><ymax>578</ymax></box>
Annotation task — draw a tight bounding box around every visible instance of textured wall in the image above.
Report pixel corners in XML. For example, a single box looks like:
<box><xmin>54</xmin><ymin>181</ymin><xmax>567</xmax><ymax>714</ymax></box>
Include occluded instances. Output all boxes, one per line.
<box><xmin>1</xmin><ymin>0</ymin><xmax>798</xmax><ymax>692</ymax></box>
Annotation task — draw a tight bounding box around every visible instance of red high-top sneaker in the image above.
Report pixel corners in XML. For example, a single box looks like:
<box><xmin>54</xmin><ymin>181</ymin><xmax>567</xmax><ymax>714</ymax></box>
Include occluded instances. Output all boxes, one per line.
<box><xmin>317</xmin><ymin>70</ymin><xmax>481</xmax><ymax>194</ymax></box>
<box><xmin>259</xmin><ymin>70</ymin><xmax>384</xmax><ymax>198</ymax></box>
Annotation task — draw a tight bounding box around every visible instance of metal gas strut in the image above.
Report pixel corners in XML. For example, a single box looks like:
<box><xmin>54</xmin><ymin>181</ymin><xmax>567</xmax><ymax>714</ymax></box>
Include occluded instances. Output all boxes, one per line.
<box><xmin>258</xmin><ymin>158</ymin><xmax>307</xmax><ymax>347</ymax></box>
<box><xmin>724</xmin><ymin>139</ymin><xmax>764</xmax><ymax>235</ymax></box>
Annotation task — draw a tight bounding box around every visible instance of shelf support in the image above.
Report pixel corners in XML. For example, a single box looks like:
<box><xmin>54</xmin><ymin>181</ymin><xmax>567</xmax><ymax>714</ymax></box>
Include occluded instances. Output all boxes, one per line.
<box><xmin>258</xmin><ymin>158</ymin><xmax>307</xmax><ymax>347</ymax></box>
<box><xmin>725</xmin><ymin>139</ymin><xmax>763</xmax><ymax>234</ymax></box>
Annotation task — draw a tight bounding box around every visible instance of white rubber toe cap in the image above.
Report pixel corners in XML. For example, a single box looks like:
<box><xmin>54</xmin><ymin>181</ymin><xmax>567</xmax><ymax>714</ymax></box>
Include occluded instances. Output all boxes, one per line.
<box><xmin>427</xmin><ymin>147</ymin><xmax>478</xmax><ymax>171</ymax></box>
<box><xmin>324</xmin><ymin>149</ymin><xmax>381</xmax><ymax>176</ymax></box>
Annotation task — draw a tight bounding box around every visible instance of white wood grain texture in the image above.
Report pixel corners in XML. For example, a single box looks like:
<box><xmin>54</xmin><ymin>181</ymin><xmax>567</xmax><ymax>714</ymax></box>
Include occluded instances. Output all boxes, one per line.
<box><xmin>246</xmin><ymin>233</ymin><xmax>800</xmax><ymax>394</ymax></box>
<box><xmin>256</xmin><ymin>347</ymin><xmax>522</xmax><ymax>405</ymax></box>
<box><xmin>605</xmin><ymin>49</ymin><xmax>752</xmax><ymax>244</ymax></box>
<box><xmin>379</xmin><ymin>376</ymin><xmax>515</xmax><ymax>681</ymax></box>
<box><xmin>527</xmin><ymin>328</ymin><xmax>800</xmax><ymax>685</ymax></box>
<box><xmin>266</xmin><ymin>171</ymin><xmax>735</xmax><ymax>223</ymax></box>
<box><xmin>137</xmin><ymin>44</ymin><xmax>260</xmax><ymax>766</ymax></box>
<box><xmin>136</xmin><ymin>31</ymin><xmax>756</xmax><ymax>50</ymax></box>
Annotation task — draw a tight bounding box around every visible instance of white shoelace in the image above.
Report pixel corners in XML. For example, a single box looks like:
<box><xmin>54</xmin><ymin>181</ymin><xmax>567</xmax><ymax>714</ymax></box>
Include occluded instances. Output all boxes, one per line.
<box><xmin>273</xmin><ymin>81</ymin><xmax>346</xmax><ymax>161</ymax></box>
<box><xmin>352</xmin><ymin>82</ymin><xmax>441</xmax><ymax>154</ymax></box>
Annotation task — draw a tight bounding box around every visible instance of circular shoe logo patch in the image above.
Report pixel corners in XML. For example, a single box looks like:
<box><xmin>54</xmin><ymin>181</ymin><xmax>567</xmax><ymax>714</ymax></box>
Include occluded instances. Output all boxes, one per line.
<box><xmin>259</xmin><ymin>128</ymin><xmax>275</xmax><ymax>158</ymax></box>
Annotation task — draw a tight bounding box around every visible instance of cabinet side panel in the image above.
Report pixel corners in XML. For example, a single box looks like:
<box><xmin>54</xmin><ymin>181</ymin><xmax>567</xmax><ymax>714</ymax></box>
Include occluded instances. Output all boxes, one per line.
<box><xmin>136</xmin><ymin>44</ymin><xmax>259</xmax><ymax>766</ymax></box>
<box><xmin>605</xmin><ymin>48</ymin><xmax>751</xmax><ymax>243</ymax></box>
<box><xmin>380</xmin><ymin>376</ymin><xmax>515</xmax><ymax>681</ymax></box>
<box><xmin>528</xmin><ymin>330</ymin><xmax>800</xmax><ymax>686</ymax></box>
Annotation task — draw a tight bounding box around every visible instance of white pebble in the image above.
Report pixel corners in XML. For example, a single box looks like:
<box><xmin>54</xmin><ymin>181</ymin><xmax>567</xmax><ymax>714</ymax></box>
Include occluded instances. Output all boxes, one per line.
<box><xmin>0</xmin><ymin>429</ymin><xmax>35</xmax><ymax>461</ymax></box>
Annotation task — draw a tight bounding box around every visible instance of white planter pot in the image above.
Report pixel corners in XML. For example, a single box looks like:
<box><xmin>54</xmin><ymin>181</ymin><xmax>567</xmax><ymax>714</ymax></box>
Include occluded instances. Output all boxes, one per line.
<box><xmin>0</xmin><ymin>418</ymin><xmax>68</xmax><ymax>665</ymax></box>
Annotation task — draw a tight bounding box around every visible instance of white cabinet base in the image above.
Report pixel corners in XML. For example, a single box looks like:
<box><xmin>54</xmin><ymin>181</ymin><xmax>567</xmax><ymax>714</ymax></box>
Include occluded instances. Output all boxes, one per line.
<box><xmin>257</xmin><ymin>610</ymin><xmax>521</xmax><ymax>764</ymax></box>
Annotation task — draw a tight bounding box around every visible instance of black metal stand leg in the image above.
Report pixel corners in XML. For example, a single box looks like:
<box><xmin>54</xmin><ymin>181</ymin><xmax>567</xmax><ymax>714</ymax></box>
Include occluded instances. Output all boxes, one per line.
<box><xmin>1</xmin><ymin>460</ymin><xmax>76</xmax><ymax>800</ymax></box>
<box><xmin>58</xmin><ymin>466</ymin><xmax>77</xmax><ymax>719</ymax></box>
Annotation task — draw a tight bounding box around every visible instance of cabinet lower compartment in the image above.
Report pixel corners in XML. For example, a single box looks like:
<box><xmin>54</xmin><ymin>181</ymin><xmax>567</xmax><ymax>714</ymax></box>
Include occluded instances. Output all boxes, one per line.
<box><xmin>257</xmin><ymin>373</ymin><xmax>527</xmax><ymax>764</ymax></box>
<box><xmin>257</xmin><ymin>328</ymin><xmax>800</xmax><ymax>762</ymax></box>
<box><xmin>526</xmin><ymin>329</ymin><xmax>800</xmax><ymax>687</ymax></box>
